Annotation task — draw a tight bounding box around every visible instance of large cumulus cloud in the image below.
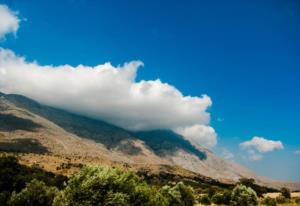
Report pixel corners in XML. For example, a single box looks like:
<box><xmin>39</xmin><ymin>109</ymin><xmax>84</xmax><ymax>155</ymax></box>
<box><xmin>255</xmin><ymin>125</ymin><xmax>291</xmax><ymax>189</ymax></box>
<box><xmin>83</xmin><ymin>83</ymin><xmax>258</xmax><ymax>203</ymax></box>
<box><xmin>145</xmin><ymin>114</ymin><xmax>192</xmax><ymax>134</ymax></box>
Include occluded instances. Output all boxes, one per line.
<box><xmin>0</xmin><ymin>48</ymin><xmax>217</xmax><ymax>147</ymax></box>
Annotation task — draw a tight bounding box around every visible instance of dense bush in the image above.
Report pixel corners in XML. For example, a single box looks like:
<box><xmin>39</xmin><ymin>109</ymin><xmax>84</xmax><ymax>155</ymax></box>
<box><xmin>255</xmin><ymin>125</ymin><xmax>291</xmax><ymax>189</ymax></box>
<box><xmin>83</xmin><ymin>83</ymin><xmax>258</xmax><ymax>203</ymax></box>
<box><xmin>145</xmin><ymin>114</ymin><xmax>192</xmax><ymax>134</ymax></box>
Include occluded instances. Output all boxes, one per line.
<box><xmin>280</xmin><ymin>187</ymin><xmax>291</xmax><ymax>199</ymax></box>
<box><xmin>53</xmin><ymin>166</ymin><xmax>195</xmax><ymax>206</ymax></box>
<box><xmin>295</xmin><ymin>197</ymin><xmax>300</xmax><ymax>204</ymax></box>
<box><xmin>161</xmin><ymin>182</ymin><xmax>195</xmax><ymax>206</ymax></box>
<box><xmin>275</xmin><ymin>194</ymin><xmax>290</xmax><ymax>204</ymax></box>
<box><xmin>211</xmin><ymin>192</ymin><xmax>223</xmax><ymax>204</ymax></box>
<box><xmin>3</xmin><ymin>155</ymin><xmax>286</xmax><ymax>206</ymax></box>
<box><xmin>0</xmin><ymin>191</ymin><xmax>10</xmax><ymax>205</ymax></box>
<box><xmin>0</xmin><ymin>155</ymin><xmax>67</xmax><ymax>194</ymax></box>
<box><xmin>230</xmin><ymin>184</ymin><xmax>259</xmax><ymax>206</ymax></box>
<box><xmin>8</xmin><ymin>179</ymin><xmax>58</xmax><ymax>206</ymax></box>
<box><xmin>0</xmin><ymin>155</ymin><xmax>67</xmax><ymax>206</ymax></box>
<box><xmin>238</xmin><ymin>178</ymin><xmax>275</xmax><ymax>197</ymax></box>
<box><xmin>222</xmin><ymin>189</ymin><xmax>232</xmax><ymax>205</ymax></box>
<box><xmin>211</xmin><ymin>190</ymin><xmax>231</xmax><ymax>205</ymax></box>
<box><xmin>198</xmin><ymin>194</ymin><xmax>211</xmax><ymax>205</ymax></box>
<box><xmin>262</xmin><ymin>197</ymin><xmax>277</xmax><ymax>206</ymax></box>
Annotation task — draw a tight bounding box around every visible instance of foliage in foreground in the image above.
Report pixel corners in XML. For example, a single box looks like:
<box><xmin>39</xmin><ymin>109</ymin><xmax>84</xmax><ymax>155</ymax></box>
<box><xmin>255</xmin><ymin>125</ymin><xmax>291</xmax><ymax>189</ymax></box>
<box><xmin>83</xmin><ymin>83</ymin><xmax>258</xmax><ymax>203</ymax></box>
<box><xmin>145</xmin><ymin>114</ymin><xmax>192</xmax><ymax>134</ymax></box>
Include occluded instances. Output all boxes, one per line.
<box><xmin>261</xmin><ymin>196</ymin><xmax>277</xmax><ymax>206</ymax></box>
<box><xmin>230</xmin><ymin>184</ymin><xmax>259</xmax><ymax>206</ymax></box>
<box><xmin>0</xmin><ymin>155</ymin><xmax>196</xmax><ymax>206</ymax></box>
<box><xmin>8</xmin><ymin>179</ymin><xmax>58</xmax><ymax>206</ymax></box>
<box><xmin>53</xmin><ymin>165</ymin><xmax>195</xmax><ymax>206</ymax></box>
<box><xmin>2</xmin><ymin>155</ymin><xmax>296</xmax><ymax>206</ymax></box>
<box><xmin>280</xmin><ymin>187</ymin><xmax>291</xmax><ymax>199</ymax></box>
<box><xmin>0</xmin><ymin>155</ymin><xmax>66</xmax><ymax>205</ymax></box>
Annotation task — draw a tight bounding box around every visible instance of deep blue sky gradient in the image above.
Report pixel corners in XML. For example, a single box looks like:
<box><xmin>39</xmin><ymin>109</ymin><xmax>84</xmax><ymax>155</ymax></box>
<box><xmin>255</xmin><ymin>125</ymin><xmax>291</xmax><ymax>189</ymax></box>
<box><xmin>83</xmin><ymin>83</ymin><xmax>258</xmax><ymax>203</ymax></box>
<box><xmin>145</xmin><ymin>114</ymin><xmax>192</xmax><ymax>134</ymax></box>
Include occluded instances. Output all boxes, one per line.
<box><xmin>1</xmin><ymin>0</ymin><xmax>300</xmax><ymax>180</ymax></box>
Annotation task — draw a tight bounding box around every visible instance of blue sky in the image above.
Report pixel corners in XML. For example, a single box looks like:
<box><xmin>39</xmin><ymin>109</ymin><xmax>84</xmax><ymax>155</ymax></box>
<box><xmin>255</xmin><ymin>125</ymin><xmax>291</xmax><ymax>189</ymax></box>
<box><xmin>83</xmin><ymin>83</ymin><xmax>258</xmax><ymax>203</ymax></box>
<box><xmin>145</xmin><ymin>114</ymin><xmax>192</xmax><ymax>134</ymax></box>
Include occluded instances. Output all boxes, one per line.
<box><xmin>0</xmin><ymin>0</ymin><xmax>300</xmax><ymax>180</ymax></box>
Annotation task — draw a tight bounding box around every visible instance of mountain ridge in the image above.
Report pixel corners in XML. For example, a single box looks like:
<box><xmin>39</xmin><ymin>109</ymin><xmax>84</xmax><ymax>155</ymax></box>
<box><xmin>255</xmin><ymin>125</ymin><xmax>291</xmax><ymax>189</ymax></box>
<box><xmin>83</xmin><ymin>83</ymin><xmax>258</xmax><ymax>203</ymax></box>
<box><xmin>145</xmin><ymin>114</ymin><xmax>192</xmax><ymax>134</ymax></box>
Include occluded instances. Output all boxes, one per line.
<box><xmin>0</xmin><ymin>91</ymin><xmax>299</xmax><ymax>190</ymax></box>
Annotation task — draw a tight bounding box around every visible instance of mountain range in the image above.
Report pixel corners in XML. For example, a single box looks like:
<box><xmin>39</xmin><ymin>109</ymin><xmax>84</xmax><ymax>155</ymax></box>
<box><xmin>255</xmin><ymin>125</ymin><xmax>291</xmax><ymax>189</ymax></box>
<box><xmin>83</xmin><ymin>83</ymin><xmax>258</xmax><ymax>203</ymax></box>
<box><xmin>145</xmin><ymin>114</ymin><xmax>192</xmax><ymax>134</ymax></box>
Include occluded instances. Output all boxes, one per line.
<box><xmin>0</xmin><ymin>91</ymin><xmax>299</xmax><ymax>190</ymax></box>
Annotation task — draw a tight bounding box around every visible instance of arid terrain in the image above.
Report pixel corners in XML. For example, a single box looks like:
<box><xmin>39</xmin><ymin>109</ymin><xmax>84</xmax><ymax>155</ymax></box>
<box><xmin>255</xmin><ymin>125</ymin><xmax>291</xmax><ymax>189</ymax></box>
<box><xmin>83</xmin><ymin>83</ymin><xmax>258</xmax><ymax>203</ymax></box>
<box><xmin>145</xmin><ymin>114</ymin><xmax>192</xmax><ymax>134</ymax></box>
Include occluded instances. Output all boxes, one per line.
<box><xmin>1</xmin><ymin>92</ymin><xmax>300</xmax><ymax>191</ymax></box>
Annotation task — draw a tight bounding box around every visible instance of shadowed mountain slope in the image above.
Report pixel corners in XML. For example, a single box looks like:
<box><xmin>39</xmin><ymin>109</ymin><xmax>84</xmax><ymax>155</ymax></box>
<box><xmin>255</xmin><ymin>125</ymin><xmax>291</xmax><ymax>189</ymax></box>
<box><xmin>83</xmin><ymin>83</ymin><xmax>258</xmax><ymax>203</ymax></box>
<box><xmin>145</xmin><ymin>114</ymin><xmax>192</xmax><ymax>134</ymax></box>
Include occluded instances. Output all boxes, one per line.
<box><xmin>1</xmin><ymin>92</ymin><xmax>299</xmax><ymax>190</ymax></box>
<box><xmin>134</xmin><ymin>130</ymin><xmax>207</xmax><ymax>160</ymax></box>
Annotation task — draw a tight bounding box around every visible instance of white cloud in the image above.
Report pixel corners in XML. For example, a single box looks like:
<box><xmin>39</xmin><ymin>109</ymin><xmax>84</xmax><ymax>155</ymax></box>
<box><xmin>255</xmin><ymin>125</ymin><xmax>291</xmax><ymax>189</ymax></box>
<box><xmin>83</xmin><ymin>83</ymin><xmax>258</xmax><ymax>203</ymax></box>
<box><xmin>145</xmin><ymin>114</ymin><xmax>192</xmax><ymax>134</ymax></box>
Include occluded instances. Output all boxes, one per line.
<box><xmin>0</xmin><ymin>48</ymin><xmax>217</xmax><ymax>147</ymax></box>
<box><xmin>240</xmin><ymin>136</ymin><xmax>283</xmax><ymax>161</ymax></box>
<box><xmin>176</xmin><ymin>125</ymin><xmax>217</xmax><ymax>148</ymax></box>
<box><xmin>240</xmin><ymin>136</ymin><xmax>283</xmax><ymax>153</ymax></box>
<box><xmin>294</xmin><ymin>150</ymin><xmax>300</xmax><ymax>155</ymax></box>
<box><xmin>0</xmin><ymin>4</ymin><xmax>20</xmax><ymax>39</ymax></box>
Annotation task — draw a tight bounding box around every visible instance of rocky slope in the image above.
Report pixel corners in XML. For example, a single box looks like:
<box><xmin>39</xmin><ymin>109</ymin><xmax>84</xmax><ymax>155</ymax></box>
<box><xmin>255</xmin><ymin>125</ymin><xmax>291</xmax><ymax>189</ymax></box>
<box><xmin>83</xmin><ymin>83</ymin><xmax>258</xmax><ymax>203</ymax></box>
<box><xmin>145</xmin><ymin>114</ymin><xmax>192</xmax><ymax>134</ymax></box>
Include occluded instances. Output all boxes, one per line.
<box><xmin>0</xmin><ymin>92</ymin><xmax>299</xmax><ymax>190</ymax></box>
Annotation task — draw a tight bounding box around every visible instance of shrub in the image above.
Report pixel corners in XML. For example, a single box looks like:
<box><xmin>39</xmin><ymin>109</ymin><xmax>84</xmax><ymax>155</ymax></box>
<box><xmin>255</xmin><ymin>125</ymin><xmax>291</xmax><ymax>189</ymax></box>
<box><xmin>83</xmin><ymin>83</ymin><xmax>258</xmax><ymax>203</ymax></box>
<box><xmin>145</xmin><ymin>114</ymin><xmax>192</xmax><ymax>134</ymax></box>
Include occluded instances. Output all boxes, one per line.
<box><xmin>295</xmin><ymin>197</ymin><xmax>300</xmax><ymax>204</ymax></box>
<box><xmin>275</xmin><ymin>195</ymin><xmax>289</xmax><ymax>204</ymax></box>
<box><xmin>0</xmin><ymin>191</ymin><xmax>10</xmax><ymax>206</ymax></box>
<box><xmin>222</xmin><ymin>189</ymin><xmax>232</xmax><ymax>205</ymax></box>
<box><xmin>263</xmin><ymin>197</ymin><xmax>277</xmax><ymax>206</ymax></box>
<box><xmin>210</xmin><ymin>190</ymin><xmax>231</xmax><ymax>205</ymax></box>
<box><xmin>238</xmin><ymin>178</ymin><xmax>255</xmax><ymax>187</ymax></box>
<box><xmin>161</xmin><ymin>182</ymin><xmax>195</xmax><ymax>206</ymax></box>
<box><xmin>211</xmin><ymin>192</ymin><xmax>223</xmax><ymax>204</ymax></box>
<box><xmin>8</xmin><ymin>179</ymin><xmax>58</xmax><ymax>206</ymax></box>
<box><xmin>238</xmin><ymin>178</ymin><xmax>272</xmax><ymax>197</ymax></box>
<box><xmin>103</xmin><ymin>192</ymin><xmax>130</xmax><ymax>206</ymax></box>
<box><xmin>53</xmin><ymin>166</ymin><xmax>194</xmax><ymax>206</ymax></box>
<box><xmin>207</xmin><ymin>187</ymin><xmax>216</xmax><ymax>198</ymax></box>
<box><xmin>198</xmin><ymin>194</ymin><xmax>211</xmax><ymax>205</ymax></box>
<box><xmin>280</xmin><ymin>187</ymin><xmax>291</xmax><ymax>199</ymax></box>
<box><xmin>230</xmin><ymin>184</ymin><xmax>259</xmax><ymax>206</ymax></box>
<box><xmin>0</xmin><ymin>155</ymin><xmax>67</xmax><ymax>193</ymax></box>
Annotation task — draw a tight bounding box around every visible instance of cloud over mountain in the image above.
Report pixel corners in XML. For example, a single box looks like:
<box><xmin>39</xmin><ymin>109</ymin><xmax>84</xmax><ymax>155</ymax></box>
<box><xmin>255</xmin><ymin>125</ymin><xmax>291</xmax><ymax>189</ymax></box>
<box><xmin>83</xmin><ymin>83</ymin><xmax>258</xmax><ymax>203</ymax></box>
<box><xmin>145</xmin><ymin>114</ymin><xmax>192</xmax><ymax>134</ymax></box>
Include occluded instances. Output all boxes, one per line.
<box><xmin>0</xmin><ymin>4</ymin><xmax>19</xmax><ymax>39</ymax></box>
<box><xmin>176</xmin><ymin>124</ymin><xmax>217</xmax><ymax>148</ymax></box>
<box><xmin>0</xmin><ymin>48</ymin><xmax>217</xmax><ymax>147</ymax></box>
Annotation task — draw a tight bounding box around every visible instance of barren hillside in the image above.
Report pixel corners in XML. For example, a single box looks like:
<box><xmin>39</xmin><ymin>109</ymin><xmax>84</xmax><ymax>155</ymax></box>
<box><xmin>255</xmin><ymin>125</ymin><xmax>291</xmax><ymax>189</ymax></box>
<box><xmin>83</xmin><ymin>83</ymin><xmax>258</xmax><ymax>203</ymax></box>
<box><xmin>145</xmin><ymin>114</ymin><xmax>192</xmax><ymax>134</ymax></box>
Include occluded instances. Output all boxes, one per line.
<box><xmin>0</xmin><ymin>92</ymin><xmax>299</xmax><ymax>190</ymax></box>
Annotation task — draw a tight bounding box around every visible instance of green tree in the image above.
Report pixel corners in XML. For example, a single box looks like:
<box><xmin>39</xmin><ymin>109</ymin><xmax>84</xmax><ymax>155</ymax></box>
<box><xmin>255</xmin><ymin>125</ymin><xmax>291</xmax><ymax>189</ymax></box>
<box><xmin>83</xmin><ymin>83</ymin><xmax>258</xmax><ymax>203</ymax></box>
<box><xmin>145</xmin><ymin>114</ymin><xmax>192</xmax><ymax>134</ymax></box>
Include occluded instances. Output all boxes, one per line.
<box><xmin>211</xmin><ymin>192</ymin><xmax>224</xmax><ymax>205</ymax></box>
<box><xmin>275</xmin><ymin>195</ymin><xmax>289</xmax><ymax>204</ymax></box>
<box><xmin>238</xmin><ymin>178</ymin><xmax>255</xmax><ymax>187</ymax></box>
<box><xmin>238</xmin><ymin>178</ymin><xmax>268</xmax><ymax>197</ymax></box>
<box><xmin>230</xmin><ymin>184</ymin><xmax>259</xmax><ymax>206</ymax></box>
<box><xmin>8</xmin><ymin>179</ymin><xmax>58</xmax><ymax>206</ymax></box>
<box><xmin>295</xmin><ymin>197</ymin><xmax>300</xmax><ymax>204</ymax></box>
<box><xmin>160</xmin><ymin>182</ymin><xmax>195</xmax><ymax>206</ymax></box>
<box><xmin>280</xmin><ymin>187</ymin><xmax>291</xmax><ymax>199</ymax></box>
<box><xmin>222</xmin><ymin>189</ymin><xmax>232</xmax><ymax>205</ymax></box>
<box><xmin>198</xmin><ymin>194</ymin><xmax>211</xmax><ymax>205</ymax></box>
<box><xmin>263</xmin><ymin>197</ymin><xmax>277</xmax><ymax>206</ymax></box>
<box><xmin>53</xmin><ymin>166</ymin><xmax>168</xmax><ymax>206</ymax></box>
<box><xmin>0</xmin><ymin>155</ymin><xmax>66</xmax><ymax>194</ymax></box>
<box><xmin>210</xmin><ymin>190</ymin><xmax>231</xmax><ymax>205</ymax></box>
<box><xmin>0</xmin><ymin>191</ymin><xmax>10</xmax><ymax>206</ymax></box>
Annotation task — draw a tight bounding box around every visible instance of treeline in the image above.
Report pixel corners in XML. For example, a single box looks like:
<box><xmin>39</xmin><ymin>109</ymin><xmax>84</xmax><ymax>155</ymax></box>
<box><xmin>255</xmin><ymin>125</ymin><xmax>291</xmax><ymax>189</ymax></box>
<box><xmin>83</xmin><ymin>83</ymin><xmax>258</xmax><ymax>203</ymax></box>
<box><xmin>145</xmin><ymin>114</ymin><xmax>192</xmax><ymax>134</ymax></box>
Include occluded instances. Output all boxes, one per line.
<box><xmin>0</xmin><ymin>156</ymin><xmax>195</xmax><ymax>206</ymax></box>
<box><xmin>0</xmin><ymin>155</ymin><xmax>298</xmax><ymax>206</ymax></box>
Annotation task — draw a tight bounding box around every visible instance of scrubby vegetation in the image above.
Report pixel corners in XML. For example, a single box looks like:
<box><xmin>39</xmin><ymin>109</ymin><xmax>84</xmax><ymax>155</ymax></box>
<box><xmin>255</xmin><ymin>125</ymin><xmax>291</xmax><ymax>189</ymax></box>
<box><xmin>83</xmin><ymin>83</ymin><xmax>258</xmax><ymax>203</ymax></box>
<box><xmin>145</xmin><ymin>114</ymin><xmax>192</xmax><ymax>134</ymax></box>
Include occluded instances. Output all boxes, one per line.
<box><xmin>262</xmin><ymin>196</ymin><xmax>277</xmax><ymax>206</ymax></box>
<box><xmin>230</xmin><ymin>184</ymin><xmax>259</xmax><ymax>206</ymax></box>
<box><xmin>52</xmin><ymin>166</ymin><xmax>195</xmax><ymax>206</ymax></box>
<box><xmin>280</xmin><ymin>187</ymin><xmax>291</xmax><ymax>199</ymax></box>
<box><xmin>0</xmin><ymin>155</ymin><xmax>195</xmax><ymax>206</ymax></box>
<box><xmin>260</xmin><ymin>186</ymin><xmax>298</xmax><ymax>206</ymax></box>
<box><xmin>8</xmin><ymin>179</ymin><xmax>59</xmax><ymax>206</ymax></box>
<box><xmin>0</xmin><ymin>155</ymin><xmax>66</xmax><ymax>205</ymax></box>
<box><xmin>1</xmin><ymin>155</ymin><xmax>299</xmax><ymax>206</ymax></box>
<box><xmin>238</xmin><ymin>178</ymin><xmax>277</xmax><ymax>197</ymax></box>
